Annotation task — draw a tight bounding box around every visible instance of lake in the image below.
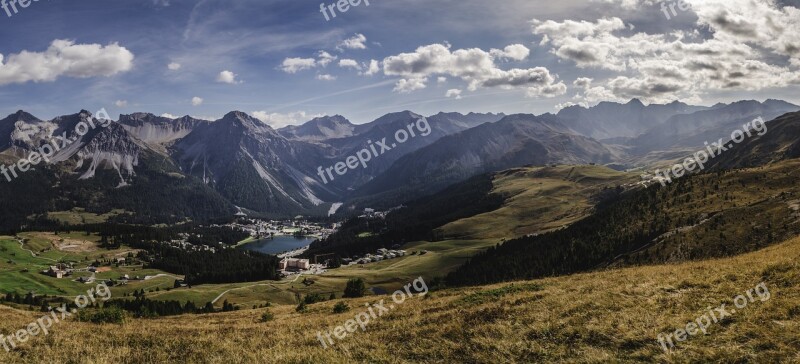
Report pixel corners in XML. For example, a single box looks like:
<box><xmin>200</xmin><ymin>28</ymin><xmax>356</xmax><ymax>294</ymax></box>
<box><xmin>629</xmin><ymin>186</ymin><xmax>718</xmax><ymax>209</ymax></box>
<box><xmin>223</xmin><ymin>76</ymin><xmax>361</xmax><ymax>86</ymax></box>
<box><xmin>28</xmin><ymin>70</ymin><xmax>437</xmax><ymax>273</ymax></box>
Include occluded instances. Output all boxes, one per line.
<box><xmin>238</xmin><ymin>235</ymin><xmax>317</xmax><ymax>255</ymax></box>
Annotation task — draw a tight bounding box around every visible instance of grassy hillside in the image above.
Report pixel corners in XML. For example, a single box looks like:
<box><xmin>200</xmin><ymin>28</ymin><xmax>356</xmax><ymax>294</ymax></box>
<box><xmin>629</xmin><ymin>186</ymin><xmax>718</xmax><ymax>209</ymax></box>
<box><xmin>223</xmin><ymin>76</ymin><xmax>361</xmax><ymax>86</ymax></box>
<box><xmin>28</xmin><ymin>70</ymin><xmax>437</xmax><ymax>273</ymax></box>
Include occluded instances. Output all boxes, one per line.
<box><xmin>0</xmin><ymin>233</ymin><xmax>179</xmax><ymax>298</ymax></box>
<box><xmin>447</xmin><ymin>158</ymin><xmax>800</xmax><ymax>286</ymax></box>
<box><xmin>2</xmin><ymin>233</ymin><xmax>799</xmax><ymax>363</ymax></box>
<box><xmin>439</xmin><ymin>165</ymin><xmax>636</xmax><ymax>239</ymax></box>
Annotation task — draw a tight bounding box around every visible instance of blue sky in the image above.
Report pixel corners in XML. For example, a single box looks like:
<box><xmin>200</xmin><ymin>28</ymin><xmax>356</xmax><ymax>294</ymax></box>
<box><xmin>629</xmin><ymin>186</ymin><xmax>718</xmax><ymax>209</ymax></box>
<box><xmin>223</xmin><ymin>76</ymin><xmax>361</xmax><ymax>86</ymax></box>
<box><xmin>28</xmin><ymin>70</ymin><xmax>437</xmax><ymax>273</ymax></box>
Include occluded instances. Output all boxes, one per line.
<box><xmin>0</xmin><ymin>0</ymin><xmax>798</xmax><ymax>126</ymax></box>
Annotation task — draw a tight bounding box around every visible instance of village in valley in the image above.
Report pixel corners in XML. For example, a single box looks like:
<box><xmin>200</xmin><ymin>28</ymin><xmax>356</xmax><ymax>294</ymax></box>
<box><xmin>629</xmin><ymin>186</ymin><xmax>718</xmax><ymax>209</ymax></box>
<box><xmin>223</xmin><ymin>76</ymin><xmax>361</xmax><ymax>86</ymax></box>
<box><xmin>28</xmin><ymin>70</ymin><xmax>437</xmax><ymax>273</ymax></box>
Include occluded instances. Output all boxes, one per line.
<box><xmin>1</xmin><ymin>207</ymin><xmax>414</xmax><ymax>314</ymax></box>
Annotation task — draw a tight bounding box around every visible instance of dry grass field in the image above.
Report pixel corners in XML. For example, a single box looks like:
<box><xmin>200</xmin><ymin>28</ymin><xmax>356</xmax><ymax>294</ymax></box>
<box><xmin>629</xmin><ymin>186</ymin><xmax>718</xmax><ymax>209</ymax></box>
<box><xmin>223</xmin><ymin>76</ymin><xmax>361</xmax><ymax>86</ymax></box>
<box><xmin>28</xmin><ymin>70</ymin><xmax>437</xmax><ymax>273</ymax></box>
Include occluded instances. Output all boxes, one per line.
<box><xmin>439</xmin><ymin>165</ymin><xmax>637</xmax><ymax>240</ymax></box>
<box><xmin>1</xmin><ymin>233</ymin><xmax>799</xmax><ymax>363</ymax></box>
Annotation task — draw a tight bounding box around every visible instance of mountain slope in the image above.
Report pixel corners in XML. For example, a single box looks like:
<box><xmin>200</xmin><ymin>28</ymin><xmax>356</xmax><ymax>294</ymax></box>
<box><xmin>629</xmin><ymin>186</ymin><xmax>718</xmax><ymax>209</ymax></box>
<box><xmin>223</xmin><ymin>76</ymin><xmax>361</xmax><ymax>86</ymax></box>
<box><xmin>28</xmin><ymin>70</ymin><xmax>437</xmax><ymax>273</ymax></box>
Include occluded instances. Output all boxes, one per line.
<box><xmin>118</xmin><ymin>113</ymin><xmax>209</xmax><ymax>150</ymax></box>
<box><xmin>0</xmin><ymin>110</ymin><xmax>235</xmax><ymax>230</ymax></box>
<box><xmin>438</xmin><ymin>165</ymin><xmax>637</xmax><ymax>239</ymax></box>
<box><xmin>707</xmin><ymin>111</ymin><xmax>800</xmax><ymax>169</ymax></box>
<box><xmin>352</xmin><ymin>113</ymin><xmax>617</xmax><ymax>205</ymax></box>
<box><xmin>447</xmin><ymin>157</ymin><xmax>800</xmax><ymax>286</ymax></box>
<box><xmin>306</xmin><ymin>164</ymin><xmax>635</xmax><ymax>259</ymax></box>
<box><xmin>171</xmin><ymin>111</ymin><xmax>334</xmax><ymax>215</ymax></box>
<box><xmin>279</xmin><ymin>115</ymin><xmax>356</xmax><ymax>142</ymax></box>
<box><xmin>0</xmin><ymin>111</ymin><xmax>56</xmax><ymax>157</ymax></box>
<box><xmin>318</xmin><ymin>111</ymin><xmax>505</xmax><ymax>191</ymax></box>
<box><xmin>2</xmin><ymin>233</ymin><xmax>799</xmax><ymax>363</ymax></box>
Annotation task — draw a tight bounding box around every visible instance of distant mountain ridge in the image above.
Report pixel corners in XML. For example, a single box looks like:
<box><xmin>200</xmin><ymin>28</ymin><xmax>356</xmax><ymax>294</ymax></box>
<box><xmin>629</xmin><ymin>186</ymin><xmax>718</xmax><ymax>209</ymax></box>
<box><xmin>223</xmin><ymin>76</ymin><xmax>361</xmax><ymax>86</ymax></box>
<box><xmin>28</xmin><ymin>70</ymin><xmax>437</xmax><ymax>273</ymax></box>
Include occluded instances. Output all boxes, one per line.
<box><xmin>118</xmin><ymin>113</ymin><xmax>210</xmax><ymax>148</ymax></box>
<box><xmin>556</xmin><ymin>99</ymin><xmax>709</xmax><ymax>140</ymax></box>
<box><xmin>1</xmin><ymin>99</ymin><xmax>799</xmax><ymax>224</ymax></box>
<box><xmin>629</xmin><ymin>99</ymin><xmax>799</xmax><ymax>154</ymax></box>
<box><xmin>279</xmin><ymin>115</ymin><xmax>356</xmax><ymax>142</ymax></box>
<box><xmin>352</xmin><ymin>113</ymin><xmax>617</xmax><ymax>203</ymax></box>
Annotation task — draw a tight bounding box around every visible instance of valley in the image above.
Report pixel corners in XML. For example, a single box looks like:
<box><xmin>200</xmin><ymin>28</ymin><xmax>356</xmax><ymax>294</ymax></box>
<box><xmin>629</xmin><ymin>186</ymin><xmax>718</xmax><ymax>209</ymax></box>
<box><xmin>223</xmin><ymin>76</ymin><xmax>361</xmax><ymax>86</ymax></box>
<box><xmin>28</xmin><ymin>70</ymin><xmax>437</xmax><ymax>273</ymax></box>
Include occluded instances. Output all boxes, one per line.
<box><xmin>1</xmin><ymin>102</ymin><xmax>799</xmax><ymax>363</ymax></box>
<box><xmin>5</xmin><ymin>0</ymin><xmax>800</xmax><ymax>362</ymax></box>
<box><xmin>2</xmin><ymin>227</ymin><xmax>799</xmax><ymax>363</ymax></box>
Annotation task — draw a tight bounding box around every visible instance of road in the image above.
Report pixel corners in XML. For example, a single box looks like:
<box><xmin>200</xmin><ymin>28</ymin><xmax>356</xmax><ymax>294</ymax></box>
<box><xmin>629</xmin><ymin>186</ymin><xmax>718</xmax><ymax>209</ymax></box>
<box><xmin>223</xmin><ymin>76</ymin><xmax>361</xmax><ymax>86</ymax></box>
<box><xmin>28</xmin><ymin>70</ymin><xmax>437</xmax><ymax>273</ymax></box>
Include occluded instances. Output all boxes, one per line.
<box><xmin>209</xmin><ymin>272</ymin><xmax>310</xmax><ymax>304</ymax></box>
<box><xmin>15</xmin><ymin>237</ymin><xmax>58</xmax><ymax>262</ymax></box>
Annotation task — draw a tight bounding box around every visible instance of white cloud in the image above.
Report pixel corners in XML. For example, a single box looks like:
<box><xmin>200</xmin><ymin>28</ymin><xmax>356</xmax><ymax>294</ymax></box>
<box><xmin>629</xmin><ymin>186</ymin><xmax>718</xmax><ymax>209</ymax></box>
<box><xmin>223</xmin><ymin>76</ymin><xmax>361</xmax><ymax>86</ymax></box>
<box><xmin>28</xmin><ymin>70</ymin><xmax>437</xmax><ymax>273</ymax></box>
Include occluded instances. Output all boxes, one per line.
<box><xmin>317</xmin><ymin>51</ymin><xmax>337</xmax><ymax>67</ymax></box>
<box><xmin>382</xmin><ymin>43</ymin><xmax>566</xmax><ymax>96</ymax></box>
<box><xmin>525</xmin><ymin>81</ymin><xmax>568</xmax><ymax>98</ymax></box>
<box><xmin>360</xmin><ymin>60</ymin><xmax>381</xmax><ymax>76</ymax></box>
<box><xmin>251</xmin><ymin>111</ymin><xmax>321</xmax><ymax>129</ymax></box>
<box><xmin>167</xmin><ymin>62</ymin><xmax>181</xmax><ymax>71</ymax></box>
<box><xmin>573</xmin><ymin>77</ymin><xmax>593</xmax><ymax>90</ymax></box>
<box><xmin>114</xmin><ymin>100</ymin><xmax>128</xmax><ymax>107</ymax></box>
<box><xmin>216</xmin><ymin>70</ymin><xmax>240</xmax><ymax>84</ymax></box>
<box><xmin>338</xmin><ymin>59</ymin><xmax>361</xmax><ymax>70</ymax></box>
<box><xmin>191</xmin><ymin>96</ymin><xmax>204</xmax><ymax>106</ymax></box>
<box><xmin>317</xmin><ymin>74</ymin><xmax>337</xmax><ymax>81</ymax></box>
<box><xmin>532</xmin><ymin>0</ymin><xmax>800</xmax><ymax>104</ymax></box>
<box><xmin>445</xmin><ymin>89</ymin><xmax>463</xmax><ymax>99</ymax></box>
<box><xmin>0</xmin><ymin>39</ymin><xmax>134</xmax><ymax>86</ymax></box>
<box><xmin>281</xmin><ymin>51</ymin><xmax>339</xmax><ymax>74</ymax></box>
<box><xmin>437</xmin><ymin>77</ymin><xmax>447</xmax><ymax>84</ymax></box>
<box><xmin>490</xmin><ymin>44</ymin><xmax>531</xmax><ymax>61</ymax></box>
<box><xmin>338</xmin><ymin>33</ymin><xmax>368</xmax><ymax>50</ymax></box>
<box><xmin>555</xmin><ymin>101</ymin><xmax>588</xmax><ymax>110</ymax></box>
<box><xmin>393</xmin><ymin>77</ymin><xmax>428</xmax><ymax>93</ymax></box>
<box><xmin>280</xmin><ymin>57</ymin><xmax>317</xmax><ymax>73</ymax></box>
<box><xmin>161</xmin><ymin>113</ymin><xmax>177</xmax><ymax>118</ymax></box>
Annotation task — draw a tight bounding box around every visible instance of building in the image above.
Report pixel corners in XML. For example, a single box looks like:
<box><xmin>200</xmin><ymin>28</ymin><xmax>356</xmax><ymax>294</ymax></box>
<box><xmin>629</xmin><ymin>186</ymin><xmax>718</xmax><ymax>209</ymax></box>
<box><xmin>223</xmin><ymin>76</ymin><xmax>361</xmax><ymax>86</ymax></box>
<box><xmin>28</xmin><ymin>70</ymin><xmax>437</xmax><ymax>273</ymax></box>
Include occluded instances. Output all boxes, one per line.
<box><xmin>44</xmin><ymin>264</ymin><xmax>69</xmax><ymax>279</ymax></box>
<box><xmin>279</xmin><ymin>258</ymin><xmax>310</xmax><ymax>270</ymax></box>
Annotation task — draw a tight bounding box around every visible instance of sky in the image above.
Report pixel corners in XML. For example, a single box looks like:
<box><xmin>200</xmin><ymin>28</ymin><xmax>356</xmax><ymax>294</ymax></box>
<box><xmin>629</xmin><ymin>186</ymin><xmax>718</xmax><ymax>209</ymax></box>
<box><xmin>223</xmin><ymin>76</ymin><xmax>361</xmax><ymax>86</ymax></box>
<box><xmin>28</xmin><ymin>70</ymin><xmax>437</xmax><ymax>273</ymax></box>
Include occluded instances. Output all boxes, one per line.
<box><xmin>0</xmin><ymin>0</ymin><xmax>798</xmax><ymax>126</ymax></box>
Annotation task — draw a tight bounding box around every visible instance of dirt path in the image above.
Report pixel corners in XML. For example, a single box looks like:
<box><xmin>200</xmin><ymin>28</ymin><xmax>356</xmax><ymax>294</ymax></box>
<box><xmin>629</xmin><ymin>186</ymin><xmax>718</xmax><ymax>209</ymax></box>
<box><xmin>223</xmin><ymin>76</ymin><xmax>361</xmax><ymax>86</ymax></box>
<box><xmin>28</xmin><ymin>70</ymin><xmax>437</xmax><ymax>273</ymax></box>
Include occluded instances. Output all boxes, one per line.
<box><xmin>15</xmin><ymin>237</ymin><xmax>58</xmax><ymax>262</ymax></box>
<box><xmin>210</xmin><ymin>273</ymin><xmax>306</xmax><ymax>304</ymax></box>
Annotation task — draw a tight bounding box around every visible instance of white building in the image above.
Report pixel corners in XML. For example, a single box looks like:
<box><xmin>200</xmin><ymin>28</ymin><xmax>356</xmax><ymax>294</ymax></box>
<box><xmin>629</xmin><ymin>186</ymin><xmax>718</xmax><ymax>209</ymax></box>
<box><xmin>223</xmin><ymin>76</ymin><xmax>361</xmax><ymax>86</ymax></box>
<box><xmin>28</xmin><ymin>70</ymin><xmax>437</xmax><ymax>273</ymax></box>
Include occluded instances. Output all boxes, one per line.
<box><xmin>279</xmin><ymin>258</ymin><xmax>310</xmax><ymax>270</ymax></box>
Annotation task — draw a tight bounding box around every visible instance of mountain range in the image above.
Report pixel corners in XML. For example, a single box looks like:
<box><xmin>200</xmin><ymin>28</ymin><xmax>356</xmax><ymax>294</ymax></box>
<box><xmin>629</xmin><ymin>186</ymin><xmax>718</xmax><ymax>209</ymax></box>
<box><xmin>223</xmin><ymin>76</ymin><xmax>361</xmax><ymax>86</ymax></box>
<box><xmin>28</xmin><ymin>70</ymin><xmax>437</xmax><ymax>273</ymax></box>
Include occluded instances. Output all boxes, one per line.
<box><xmin>0</xmin><ymin>99</ymin><xmax>797</xmax><ymax>227</ymax></box>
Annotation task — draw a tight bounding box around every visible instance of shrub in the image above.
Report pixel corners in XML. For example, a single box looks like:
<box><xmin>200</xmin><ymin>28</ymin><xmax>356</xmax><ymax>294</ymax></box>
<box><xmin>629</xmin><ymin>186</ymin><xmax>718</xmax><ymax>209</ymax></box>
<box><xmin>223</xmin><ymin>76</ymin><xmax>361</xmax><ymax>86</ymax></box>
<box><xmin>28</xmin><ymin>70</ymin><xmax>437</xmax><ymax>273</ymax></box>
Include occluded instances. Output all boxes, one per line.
<box><xmin>260</xmin><ymin>310</ymin><xmax>274</xmax><ymax>322</ymax></box>
<box><xmin>333</xmin><ymin>302</ymin><xmax>350</xmax><ymax>314</ymax></box>
<box><xmin>75</xmin><ymin>307</ymin><xmax>126</xmax><ymax>324</ymax></box>
<box><xmin>343</xmin><ymin>278</ymin><xmax>366</xmax><ymax>298</ymax></box>
<box><xmin>304</xmin><ymin>293</ymin><xmax>326</xmax><ymax>304</ymax></box>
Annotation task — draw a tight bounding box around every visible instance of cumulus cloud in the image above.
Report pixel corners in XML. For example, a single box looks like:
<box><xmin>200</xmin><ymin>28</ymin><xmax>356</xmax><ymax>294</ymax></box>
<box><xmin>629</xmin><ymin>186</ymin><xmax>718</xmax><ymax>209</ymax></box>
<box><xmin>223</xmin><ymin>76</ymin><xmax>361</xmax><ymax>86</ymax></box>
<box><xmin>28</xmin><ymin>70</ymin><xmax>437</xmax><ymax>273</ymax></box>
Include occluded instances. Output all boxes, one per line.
<box><xmin>532</xmin><ymin>0</ymin><xmax>800</xmax><ymax>104</ymax></box>
<box><xmin>115</xmin><ymin>100</ymin><xmax>128</xmax><ymax>107</ymax></box>
<box><xmin>161</xmin><ymin>113</ymin><xmax>177</xmax><ymax>118</ymax></box>
<box><xmin>382</xmin><ymin>43</ymin><xmax>566</xmax><ymax>96</ymax></box>
<box><xmin>191</xmin><ymin>97</ymin><xmax>204</xmax><ymax>106</ymax></box>
<box><xmin>317</xmin><ymin>51</ymin><xmax>337</xmax><ymax>67</ymax></box>
<box><xmin>445</xmin><ymin>89</ymin><xmax>463</xmax><ymax>99</ymax></box>
<box><xmin>393</xmin><ymin>77</ymin><xmax>428</xmax><ymax>93</ymax></box>
<box><xmin>490</xmin><ymin>44</ymin><xmax>531</xmax><ymax>61</ymax></box>
<box><xmin>168</xmin><ymin>62</ymin><xmax>181</xmax><ymax>70</ymax></box>
<box><xmin>573</xmin><ymin>77</ymin><xmax>593</xmax><ymax>90</ymax></box>
<box><xmin>281</xmin><ymin>51</ymin><xmax>339</xmax><ymax>73</ymax></box>
<box><xmin>280</xmin><ymin>57</ymin><xmax>317</xmax><ymax>73</ymax></box>
<box><xmin>216</xmin><ymin>70</ymin><xmax>241</xmax><ymax>84</ymax></box>
<box><xmin>0</xmin><ymin>39</ymin><xmax>134</xmax><ymax>86</ymax></box>
<box><xmin>555</xmin><ymin>101</ymin><xmax>589</xmax><ymax>110</ymax></box>
<box><xmin>360</xmin><ymin>60</ymin><xmax>381</xmax><ymax>76</ymax></box>
<box><xmin>338</xmin><ymin>59</ymin><xmax>361</xmax><ymax>70</ymax></box>
<box><xmin>338</xmin><ymin>33</ymin><xmax>368</xmax><ymax>50</ymax></box>
<box><xmin>317</xmin><ymin>74</ymin><xmax>337</xmax><ymax>81</ymax></box>
<box><xmin>251</xmin><ymin>111</ymin><xmax>321</xmax><ymax>128</ymax></box>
